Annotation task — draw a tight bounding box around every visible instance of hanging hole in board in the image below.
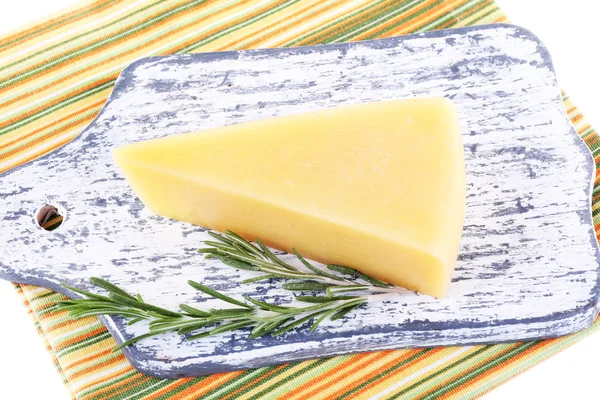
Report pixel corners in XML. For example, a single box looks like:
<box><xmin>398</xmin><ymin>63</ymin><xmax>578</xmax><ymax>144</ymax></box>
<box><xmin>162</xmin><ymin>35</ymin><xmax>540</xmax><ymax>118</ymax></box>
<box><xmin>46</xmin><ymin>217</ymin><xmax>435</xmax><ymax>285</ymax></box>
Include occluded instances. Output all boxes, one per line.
<box><xmin>36</xmin><ymin>204</ymin><xmax>64</xmax><ymax>231</ymax></box>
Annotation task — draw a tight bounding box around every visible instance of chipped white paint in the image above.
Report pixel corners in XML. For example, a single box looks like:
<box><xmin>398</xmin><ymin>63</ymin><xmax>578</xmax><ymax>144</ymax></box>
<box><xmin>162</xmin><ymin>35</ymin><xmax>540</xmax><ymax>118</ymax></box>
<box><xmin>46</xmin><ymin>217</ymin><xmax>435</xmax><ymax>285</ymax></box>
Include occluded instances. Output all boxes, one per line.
<box><xmin>1</xmin><ymin>24</ymin><xmax>599</xmax><ymax>378</ymax></box>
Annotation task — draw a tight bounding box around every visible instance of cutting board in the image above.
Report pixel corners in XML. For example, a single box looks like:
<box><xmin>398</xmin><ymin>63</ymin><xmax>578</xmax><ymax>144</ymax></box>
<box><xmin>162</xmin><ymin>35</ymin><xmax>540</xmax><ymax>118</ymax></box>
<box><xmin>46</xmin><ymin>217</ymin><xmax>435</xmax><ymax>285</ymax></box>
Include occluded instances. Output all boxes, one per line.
<box><xmin>1</xmin><ymin>24</ymin><xmax>599</xmax><ymax>379</ymax></box>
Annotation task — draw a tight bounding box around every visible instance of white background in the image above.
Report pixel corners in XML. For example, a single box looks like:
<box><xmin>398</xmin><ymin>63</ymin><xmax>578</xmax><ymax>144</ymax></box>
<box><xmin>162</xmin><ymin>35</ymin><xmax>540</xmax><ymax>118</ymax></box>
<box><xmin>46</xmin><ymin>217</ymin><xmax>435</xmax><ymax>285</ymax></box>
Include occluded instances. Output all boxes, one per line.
<box><xmin>0</xmin><ymin>1</ymin><xmax>598</xmax><ymax>399</ymax></box>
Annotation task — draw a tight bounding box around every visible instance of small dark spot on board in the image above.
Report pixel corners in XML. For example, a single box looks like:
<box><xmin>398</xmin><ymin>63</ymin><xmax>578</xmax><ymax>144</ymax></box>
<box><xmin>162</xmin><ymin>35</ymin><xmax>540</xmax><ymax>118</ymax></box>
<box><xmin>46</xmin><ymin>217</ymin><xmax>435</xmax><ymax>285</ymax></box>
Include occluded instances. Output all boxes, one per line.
<box><xmin>3</xmin><ymin>209</ymin><xmax>27</xmax><ymax>221</ymax></box>
<box><xmin>228</xmin><ymin>83</ymin><xmax>233</xmax><ymax>87</ymax></box>
<box><xmin>495</xmin><ymin>146</ymin><xmax>526</xmax><ymax>156</ymax></box>
<box><xmin>451</xmin><ymin>276</ymin><xmax>471</xmax><ymax>282</ymax></box>
<box><xmin>111</xmin><ymin>258</ymin><xmax>128</xmax><ymax>266</ymax></box>
<box><xmin>491</xmin><ymin>197</ymin><xmax>534</xmax><ymax>217</ymax></box>
<box><xmin>491</xmin><ymin>259</ymin><xmax>513</xmax><ymax>271</ymax></box>
<box><xmin>516</xmin><ymin>197</ymin><xmax>534</xmax><ymax>213</ymax></box>
<box><xmin>93</xmin><ymin>198</ymin><xmax>108</xmax><ymax>207</ymax></box>
<box><xmin>0</xmin><ymin>186</ymin><xmax>33</xmax><ymax>198</ymax></box>
<box><xmin>469</xmin><ymin>143</ymin><xmax>478</xmax><ymax>153</ymax></box>
<box><xmin>525</xmin><ymin>148</ymin><xmax>553</xmax><ymax>162</ymax></box>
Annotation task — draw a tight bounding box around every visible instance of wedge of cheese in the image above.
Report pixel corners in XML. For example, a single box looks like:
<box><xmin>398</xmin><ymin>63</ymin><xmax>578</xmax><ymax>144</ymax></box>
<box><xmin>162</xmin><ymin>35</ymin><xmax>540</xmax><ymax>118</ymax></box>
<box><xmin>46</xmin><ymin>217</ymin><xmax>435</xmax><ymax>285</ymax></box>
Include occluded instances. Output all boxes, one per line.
<box><xmin>113</xmin><ymin>98</ymin><xmax>465</xmax><ymax>298</ymax></box>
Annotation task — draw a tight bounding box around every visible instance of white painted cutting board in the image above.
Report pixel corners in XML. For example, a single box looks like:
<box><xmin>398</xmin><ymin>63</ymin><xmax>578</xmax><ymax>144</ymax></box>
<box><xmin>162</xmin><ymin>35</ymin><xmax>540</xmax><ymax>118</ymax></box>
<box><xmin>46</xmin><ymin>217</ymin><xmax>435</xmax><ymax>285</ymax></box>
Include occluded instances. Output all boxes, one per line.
<box><xmin>1</xmin><ymin>24</ymin><xmax>599</xmax><ymax>378</ymax></box>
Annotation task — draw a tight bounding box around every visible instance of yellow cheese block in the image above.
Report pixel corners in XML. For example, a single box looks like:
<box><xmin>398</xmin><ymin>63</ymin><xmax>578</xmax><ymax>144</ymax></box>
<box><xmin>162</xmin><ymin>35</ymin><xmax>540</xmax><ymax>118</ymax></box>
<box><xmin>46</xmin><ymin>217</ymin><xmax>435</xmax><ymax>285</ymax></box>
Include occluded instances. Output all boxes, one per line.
<box><xmin>113</xmin><ymin>98</ymin><xmax>465</xmax><ymax>298</ymax></box>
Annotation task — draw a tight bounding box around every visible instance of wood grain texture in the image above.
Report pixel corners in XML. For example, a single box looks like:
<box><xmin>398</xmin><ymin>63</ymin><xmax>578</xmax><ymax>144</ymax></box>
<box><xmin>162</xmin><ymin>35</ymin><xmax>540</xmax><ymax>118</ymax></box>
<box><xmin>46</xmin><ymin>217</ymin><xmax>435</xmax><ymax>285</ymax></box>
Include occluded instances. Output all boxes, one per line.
<box><xmin>1</xmin><ymin>24</ymin><xmax>599</xmax><ymax>378</ymax></box>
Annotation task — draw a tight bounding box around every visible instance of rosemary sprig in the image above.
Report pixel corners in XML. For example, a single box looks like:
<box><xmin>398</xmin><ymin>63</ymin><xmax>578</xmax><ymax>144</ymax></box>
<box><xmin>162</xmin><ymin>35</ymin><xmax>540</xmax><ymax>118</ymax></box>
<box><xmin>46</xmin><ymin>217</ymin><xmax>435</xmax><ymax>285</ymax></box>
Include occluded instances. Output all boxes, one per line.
<box><xmin>56</xmin><ymin>277</ymin><xmax>373</xmax><ymax>350</ymax></box>
<box><xmin>199</xmin><ymin>231</ymin><xmax>396</xmax><ymax>296</ymax></box>
<box><xmin>55</xmin><ymin>230</ymin><xmax>399</xmax><ymax>350</ymax></box>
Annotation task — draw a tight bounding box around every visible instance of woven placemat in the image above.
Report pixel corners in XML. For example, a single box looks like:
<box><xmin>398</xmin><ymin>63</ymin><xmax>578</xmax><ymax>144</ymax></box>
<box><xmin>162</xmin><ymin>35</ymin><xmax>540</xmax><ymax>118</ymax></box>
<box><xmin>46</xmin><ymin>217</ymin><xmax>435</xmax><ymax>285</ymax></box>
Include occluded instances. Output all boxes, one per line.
<box><xmin>2</xmin><ymin>1</ymin><xmax>599</xmax><ymax>398</ymax></box>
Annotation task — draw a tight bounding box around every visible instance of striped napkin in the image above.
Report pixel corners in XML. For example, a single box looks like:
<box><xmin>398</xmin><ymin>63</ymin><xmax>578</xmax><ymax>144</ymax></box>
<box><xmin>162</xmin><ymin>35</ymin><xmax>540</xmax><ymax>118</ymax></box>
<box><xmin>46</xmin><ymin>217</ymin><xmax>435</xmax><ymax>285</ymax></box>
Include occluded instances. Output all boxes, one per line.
<box><xmin>3</xmin><ymin>0</ymin><xmax>599</xmax><ymax>399</ymax></box>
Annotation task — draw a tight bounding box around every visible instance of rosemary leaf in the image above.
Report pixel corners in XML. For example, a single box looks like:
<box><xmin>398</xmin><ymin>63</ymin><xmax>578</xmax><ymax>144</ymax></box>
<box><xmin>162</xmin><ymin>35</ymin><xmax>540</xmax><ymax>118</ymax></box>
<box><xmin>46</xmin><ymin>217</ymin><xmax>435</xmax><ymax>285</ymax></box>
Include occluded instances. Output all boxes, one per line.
<box><xmin>330</xmin><ymin>302</ymin><xmax>364</xmax><ymax>321</ymax></box>
<box><xmin>179</xmin><ymin>304</ymin><xmax>211</xmax><ymax>318</ymax></box>
<box><xmin>272</xmin><ymin>310</ymin><xmax>327</xmax><ymax>337</ymax></box>
<box><xmin>188</xmin><ymin>280</ymin><xmax>252</xmax><ymax>309</ymax></box>
<box><xmin>225</xmin><ymin>231</ymin><xmax>265</xmax><ymax>259</ymax></box>
<box><xmin>327</xmin><ymin>264</ymin><xmax>392</xmax><ymax>288</ymax></box>
<box><xmin>242</xmin><ymin>274</ymin><xmax>279</xmax><ymax>284</ymax></box>
<box><xmin>207</xmin><ymin>231</ymin><xmax>235</xmax><ymax>245</ymax></box>
<box><xmin>177</xmin><ymin>320</ymin><xmax>217</xmax><ymax>335</ymax></box>
<box><xmin>68</xmin><ymin>310</ymin><xmax>147</xmax><ymax>319</ymax></box>
<box><xmin>312</xmin><ymin>300</ymin><xmax>366</xmax><ymax>330</ymax></box>
<box><xmin>259</xmin><ymin>267</ymin><xmax>322</xmax><ymax>280</ymax></box>
<box><xmin>292</xmin><ymin>248</ymin><xmax>343</xmax><ymax>281</ymax></box>
<box><xmin>248</xmin><ymin>322</ymin><xmax>271</xmax><ymax>339</ymax></box>
<box><xmin>210</xmin><ymin>249</ymin><xmax>292</xmax><ymax>275</ymax></box>
<box><xmin>148</xmin><ymin>317</ymin><xmax>178</xmax><ymax>327</ymax></box>
<box><xmin>326</xmin><ymin>285</ymin><xmax>370</xmax><ymax>296</ymax></box>
<box><xmin>108</xmin><ymin>293</ymin><xmax>182</xmax><ymax>318</ymax></box>
<box><xmin>61</xmin><ymin>283</ymin><xmax>115</xmax><ymax>303</ymax></box>
<box><xmin>295</xmin><ymin>295</ymin><xmax>358</xmax><ymax>303</ymax></box>
<box><xmin>150</xmin><ymin>318</ymin><xmax>215</xmax><ymax>333</ymax></box>
<box><xmin>203</xmin><ymin>241</ymin><xmax>239</xmax><ymax>254</ymax></box>
<box><xmin>325</xmin><ymin>264</ymin><xmax>357</xmax><ymax>277</ymax></box>
<box><xmin>210</xmin><ymin>308</ymin><xmax>255</xmax><ymax>317</ymax></box>
<box><xmin>233</xmin><ymin>242</ymin><xmax>254</xmax><ymax>258</ymax></box>
<box><xmin>149</xmin><ymin>320</ymin><xmax>192</xmax><ymax>332</ymax></box>
<box><xmin>198</xmin><ymin>248</ymin><xmax>220</xmax><ymax>254</ymax></box>
<box><xmin>90</xmin><ymin>277</ymin><xmax>138</xmax><ymax>300</ymax></box>
<box><xmin>189</xmin><ymin>320</ymin><xmax>255</xmax><ymax>340</ymax></box>
<box><xmin>310</xmin><ymin>309</ymin><xmax>337</xmax><ymax>332</ymax></box>
<box><xmin>242</xmin><ymin>296</ymin><xmax>291</xmax><ymax>312</ymax></box>
<box><xmin>185</xmin><ymin>331</ymin><xmax>211</xmax><ymax>340</ymax></box>
<box><xmin>255</xmin><ymin>238</ymin><xmax>298</xmax><ymax>271</ymax></box>
<box><xmin>213</xmin><ymin>255</ymin><xmax>260</xmax><ymax>271</ymax></box>
<box><xmin>248</xmin><ymin>317</ymin><xmax>293</xmax><ymax>339</ymax></box>
<box><xmin>355</xmin><ymin>274</ymin><xmax>393</xmax><ymax>288</ymax></box>
<box><xmin>211</xmin><ymin>320</ymin><xmax>255</xmax><ymax>334</ymax></box>
<box><xmin>275</xmin><ymin>302</ymin><xmax>332</xmax><ymax>315</ymax></box>
<box><xmin>282</xmin><ymin>281</ymin><xmax>331</xmax><ymax>291</ymax></box>
<box><xmin>54</xmin><ymin>300</ymin><xmax>124</xmax><ymax>310</ymax></box>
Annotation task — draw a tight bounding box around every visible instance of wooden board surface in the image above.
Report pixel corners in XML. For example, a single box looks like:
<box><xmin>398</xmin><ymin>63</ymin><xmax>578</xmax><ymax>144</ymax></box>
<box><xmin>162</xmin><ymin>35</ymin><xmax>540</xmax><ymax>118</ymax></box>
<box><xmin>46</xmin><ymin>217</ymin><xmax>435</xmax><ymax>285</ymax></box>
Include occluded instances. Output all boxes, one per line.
<box><xmin>1</xmin><ymin>24</ymin><xmax>599</xmax><ymax>378</ymax></box>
